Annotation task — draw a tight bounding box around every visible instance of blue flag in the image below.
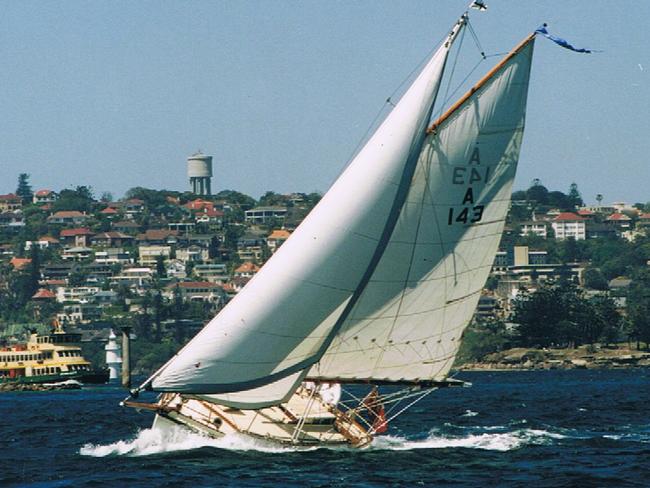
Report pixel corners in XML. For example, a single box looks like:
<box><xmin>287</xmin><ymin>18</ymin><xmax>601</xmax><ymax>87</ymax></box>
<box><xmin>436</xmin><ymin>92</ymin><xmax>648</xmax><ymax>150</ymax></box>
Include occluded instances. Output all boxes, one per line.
<box><xmin>535</xmin><ymin>24</ymin><xmax>595</xmax><ymax>53</ymax></box>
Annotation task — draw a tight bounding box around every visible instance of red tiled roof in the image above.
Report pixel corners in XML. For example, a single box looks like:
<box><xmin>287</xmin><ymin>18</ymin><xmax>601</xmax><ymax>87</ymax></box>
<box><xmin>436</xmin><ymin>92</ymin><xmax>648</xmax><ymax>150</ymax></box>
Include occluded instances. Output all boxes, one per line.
<box><xmin>639</xmin><ymin>213</ymin><xmax>650</xmax><ymax>220</ymax></box>
<box><xmin>577</xmin><ymin>209</ymin><xmax>594</xmax><ymax>216</ymax></box>
<box><xmin>35</xmin><ymin>189</ymin><xmax>54</xmax><ymax>196</ymax></box>
<box><xmin>100</xmin><ymin>207</ymin><xmax>119</xmax><ymax>214</ymax></box>
<box><xmin>93</xmin><ymin>231</ymin><xmax>133</xmax><ymax>239</ymax></box>
<box><xmin>38</xmin><ymin>236</ymin><xmax>60</xmax><ymax>243</ymax></box>
<box><xmin>268</xmin><ymin>229</ymin><xmax>291</xmax><ymax>240</ymax></box>
<box><xmin>41</xmin><ymin>279</ymin><xmax>66</xmax><ymax>286</ymax></box>
<box><xmin>137</xmin><ymin>229</ymin><xmax>179</xmax><ymax>240</ymax></box>
<box><xmin>606</xmin><ymin>212</ymin><xmax>631</xmax><ymax>221</ymax></box>
<box><xmin>185</xmin><ymin>199</ymin><xmax>215</xmax><ymax>211</ymax></box>
<box><xmin>0</xmin><ymin>193</ymin><xmax>21</xmax><ymax>202</ymax></box>
<box><xmin>32</xmin><ymin>288</ymin><xmax>56</xmax><ymax>299</ymax></box>
<box><xmin>553</xmin><ymin>212</ymin><xmax>585</xmax><ymax>222</ymax></box>
<box><xmin>50</xmin><ymin>210</ymin><xmax>86</xmax><ymax>218</ymax></box>
<box><xmin>60</xmin><ymin>227</ymin><xmax>94</xmax><ymax>237</ymax></box>
<box><xmin>235</xmin><ymin>262</ymin><xmax>260</xmax><ymax>273</ymax></box>
<box><xmin>10</xmin><ymin>257</ymin><xmax>31</xmax><ymax>270</ymax></box>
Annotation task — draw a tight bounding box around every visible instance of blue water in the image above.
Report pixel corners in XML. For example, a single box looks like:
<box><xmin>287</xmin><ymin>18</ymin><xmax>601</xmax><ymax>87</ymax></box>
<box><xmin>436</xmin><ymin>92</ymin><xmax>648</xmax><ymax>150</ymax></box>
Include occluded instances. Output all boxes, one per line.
<box><xmin>2</xmin><ymin>370</ymin><xmax>649</xmax><ymax>487</ymax></box>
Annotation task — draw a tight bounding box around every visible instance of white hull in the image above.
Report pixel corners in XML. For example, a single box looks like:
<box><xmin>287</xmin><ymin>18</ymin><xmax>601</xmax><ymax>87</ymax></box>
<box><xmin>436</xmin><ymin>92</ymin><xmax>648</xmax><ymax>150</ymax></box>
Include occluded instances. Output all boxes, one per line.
<box><xmin>147</xmin><ymin>386</ymin><xmax>373</xmax><ymax>447</ymax></box>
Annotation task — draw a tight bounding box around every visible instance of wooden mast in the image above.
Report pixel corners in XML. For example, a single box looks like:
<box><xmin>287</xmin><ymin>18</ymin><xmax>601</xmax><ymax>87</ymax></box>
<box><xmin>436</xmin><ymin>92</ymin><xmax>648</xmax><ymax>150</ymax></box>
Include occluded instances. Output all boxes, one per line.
<box><xmin>427</xmin><ymin>32</ymin><xmax>536</xmax><ymax>134</ymax></box>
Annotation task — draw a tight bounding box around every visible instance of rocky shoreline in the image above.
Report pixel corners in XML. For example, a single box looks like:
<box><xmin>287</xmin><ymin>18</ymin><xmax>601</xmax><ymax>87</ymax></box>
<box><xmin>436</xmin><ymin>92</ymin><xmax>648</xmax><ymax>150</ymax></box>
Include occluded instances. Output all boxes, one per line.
<box><xmin>0</xmin><ymin>380</ymin><xmax>82</xmax><ymax>392</ymax></box>
<box><xmin>457</xmin><ymin>345</ymin><xmax>650</xmax><ymax>371</ymax></box>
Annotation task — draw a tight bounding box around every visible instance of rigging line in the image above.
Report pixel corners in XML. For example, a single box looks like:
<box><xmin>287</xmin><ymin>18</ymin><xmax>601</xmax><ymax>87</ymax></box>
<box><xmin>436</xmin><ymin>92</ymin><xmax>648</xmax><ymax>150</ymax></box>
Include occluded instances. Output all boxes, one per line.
<box><xmin>434</xmin><ymin>24</ymin><xmax>467</xmax><ymax>122</ymax></box>
<box><xmin>334</xmin><ymin>26</ymin><xmax>455</xmax><ymax>184</ymax></box>
<box><xmin>380</xmin><ymin>387</ymin><xmax>438</xmax><ymax>429</ymax></box>
<box><xmin>437</xmin><ymin>56</ymin><xmax>484</xmax><ymax>113</ymax></box>
<box><xmin>382</xmin><ymin>387</ymin><xmax>431</xmax><ymax>416</ymax></box>
<box><xmin>466</xmin><ymin>18</ymin><xmax>486</xmax><ymax>59</ymax></box>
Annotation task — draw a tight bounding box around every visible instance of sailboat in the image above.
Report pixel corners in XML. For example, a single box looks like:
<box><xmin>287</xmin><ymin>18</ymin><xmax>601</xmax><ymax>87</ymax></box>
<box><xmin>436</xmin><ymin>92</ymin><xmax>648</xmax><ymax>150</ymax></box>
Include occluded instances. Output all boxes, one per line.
<box><xmin>124</xmin><ymin>6</ymin><xmax>537</xmax><ymax>447</ymax></box>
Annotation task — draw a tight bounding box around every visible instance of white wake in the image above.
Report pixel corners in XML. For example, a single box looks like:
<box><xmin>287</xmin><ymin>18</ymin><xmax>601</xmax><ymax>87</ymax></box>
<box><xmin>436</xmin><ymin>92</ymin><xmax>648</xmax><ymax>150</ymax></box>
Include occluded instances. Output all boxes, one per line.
<box><xmin>80</xmin><ymin>424</ymin><xmax>568</xmax><ymax>457</ymax></box>
<box><xmin>80</xmin><ymin>426</ymin><xmax>306</xmax><ymax>457</ymax></box>
<box><xmin>370</xmin><ymin>428</ymin><xmax>566</xmax><ymax>452</ymax></box>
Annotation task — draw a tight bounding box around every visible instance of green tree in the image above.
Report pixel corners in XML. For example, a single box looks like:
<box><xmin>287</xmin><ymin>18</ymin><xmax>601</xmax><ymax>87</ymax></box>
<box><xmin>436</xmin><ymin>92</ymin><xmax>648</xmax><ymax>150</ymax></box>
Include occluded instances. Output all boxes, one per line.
<box><xmin>591</xmin><ymin>295</ymin><xmax>622</xmax><ymax>346</ymax></box>
<box><xmin>526</xmin><ymin>182</ymin><xmax>549</xmax><ymax>206</ymax></box>
<box><xmin>513</xmin><ymin>282</ymin><xmax>596</xmax><ymax>348</ymax></box>
<box><xmin>155</xmin><ymin>255</ymin><xmax>166</xmax><ymax>278</ymax></box>
<box><xmin>258</xmin><ymin>191</ymin><xmax>286</xmax><ymax>207</ymax></box>
<box><xmin>627</xmin><ymin>270</ymin><xmax>650</xmax><ymax>349</ymax></box>
<box><xmin>16</xmin><ymin>173</ymin><xmax>33</xmax><ymax>204</ymax></box>
<box><xmin>53</xmin><ymin>186</ymin><xmax>95</xmax><ymax>212</ymax></box>
<box><xmin>583</xmin><ymin>267</ymin><xmax>609</xmax><ymax>290</ymax></box>
<box><xmin>567</xmin><ymin>182</ymin><xmax>584</xmax><ymax>208</ymax></box>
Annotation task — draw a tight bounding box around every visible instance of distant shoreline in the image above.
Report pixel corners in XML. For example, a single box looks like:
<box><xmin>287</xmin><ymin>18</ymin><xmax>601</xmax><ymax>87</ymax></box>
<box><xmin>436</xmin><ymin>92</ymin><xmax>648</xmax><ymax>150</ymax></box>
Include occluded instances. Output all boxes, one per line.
<box><xmin>456</xmin><ymin>344</ymin><xmax>650</xmax><ymax>371</ymax></box>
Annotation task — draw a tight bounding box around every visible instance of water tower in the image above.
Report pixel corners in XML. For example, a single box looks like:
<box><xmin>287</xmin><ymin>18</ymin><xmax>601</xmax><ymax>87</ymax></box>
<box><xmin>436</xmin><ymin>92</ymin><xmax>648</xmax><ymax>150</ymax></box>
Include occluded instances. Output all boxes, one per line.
<box><xmin>105</xmin><ymin>329</ymin><xmax>122</xmax><ymax>381</ymax></box>
<box><xmin>188</xmin><ymin>152</ymin><xmax>213</xmax><ymax>196</ymax></box>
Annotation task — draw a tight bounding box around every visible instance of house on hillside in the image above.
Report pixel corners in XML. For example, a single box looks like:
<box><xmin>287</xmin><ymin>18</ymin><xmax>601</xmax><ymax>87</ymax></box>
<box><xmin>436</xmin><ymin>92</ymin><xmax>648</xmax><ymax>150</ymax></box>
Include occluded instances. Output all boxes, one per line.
<box><xmin>0</xmin><ymin>194</ymin><xmax>22</xmax><ymax>212</ymax></box>
<box><xmin>138</xmin><ymin>245</ymin><xmax>171</xmax><ymax>266</ymax></box>
<box><xmin>90</xmin><ymin>231</ymin><xmax>134</xmax><ymax>248</ymax></box>
<box><xmin>48</xmin><ymin>211</ymin><xmax>88</xmax><ymax>226</ymax></box>
<box><xmin>33</xmin><ymin>189</ymin><xmax>57</xmax><ymax>205</ymax></box>
<box><xmin>551</xmin><ymin>212</ymin><xmax>586</xmax><ymax>240</ymax></box>
<box><xmin>518</xmin><ymin>221</ymin><xmax>548</xmax><ymax>239</ymax></box>
<box><xmin>112</xmin><ymin>220</ymin><xmax>141</xmax><ymax>235</ymax></box>
<box><xmin>136</xmin><ymin>229</ymin><xmax>179</xmax><ymax>246</ymax></box>
<box><xmin>244</xmin><ymin>206</ymin><xmax>288</xmax><ymax>224</ymax></box>
<box><xmin>267</xmin><ymin>229</ymin><xmax>291</xmax><ymax>252</ymax></box>
<box><xmin>605</xmin><ymin>213</ymin><xmax>632</xmax><ymax>233</ymax></box>
<box><xmin>59</xmin><ymin>228</ymin><xmax>94</xmax><ymax>247</ymax></box>
<box><xmin>234</xmin><ymin>262</ymin><xmax>260</xmax><ymax>278</ymax></box>
<box><xmin>164</xmin><ymin>281</ymin><xmax>226</xmax><ymax>306</ymax></box>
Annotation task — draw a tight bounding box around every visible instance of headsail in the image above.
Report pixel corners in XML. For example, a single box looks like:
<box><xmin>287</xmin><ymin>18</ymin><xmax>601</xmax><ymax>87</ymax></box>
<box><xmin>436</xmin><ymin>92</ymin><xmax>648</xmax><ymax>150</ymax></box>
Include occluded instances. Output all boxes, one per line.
<box><xmin>146</xmin><ymin>15</ymin><xmax>468</xmax><ymax>402</ymax></box>
<box><xmin>310</xmin><ymin>35</ymin><xmax>536</xmax><ymax>384</ymax></box>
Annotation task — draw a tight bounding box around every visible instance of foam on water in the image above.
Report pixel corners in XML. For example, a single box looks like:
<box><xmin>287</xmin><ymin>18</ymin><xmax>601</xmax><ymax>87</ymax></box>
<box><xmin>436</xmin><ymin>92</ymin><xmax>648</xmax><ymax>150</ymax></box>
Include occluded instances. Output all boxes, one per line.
<box><xmin>79</xmin><ymin>426</ymin><xmax>309</xmax><ymax>457</ymax></box>
<box><xmin>371</xmin><ymin>428</ymin><xmax>566</xmax><ymax>452</ymax></box>
<box><xmin>80</xmin><ymin>423</ymin><xmax>572</xmax><ymax>456</ymax></box>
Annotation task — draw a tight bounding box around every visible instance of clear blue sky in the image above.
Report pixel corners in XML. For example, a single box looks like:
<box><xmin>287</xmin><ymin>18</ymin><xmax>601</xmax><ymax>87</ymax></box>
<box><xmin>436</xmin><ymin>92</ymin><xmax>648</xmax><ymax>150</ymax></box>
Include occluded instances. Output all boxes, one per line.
<box><xmin>0</xmin><ymin>1</ymin><xmax>648</xmax><ymax>205</ymax></box>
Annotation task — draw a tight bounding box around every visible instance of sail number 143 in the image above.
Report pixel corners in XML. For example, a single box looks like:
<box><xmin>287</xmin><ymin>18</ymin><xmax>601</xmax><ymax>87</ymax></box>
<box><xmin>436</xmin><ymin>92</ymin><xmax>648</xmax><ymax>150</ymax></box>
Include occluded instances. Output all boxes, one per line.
<box><xmin>447</xmin><ymin>205</ymin><xmax>484</xmax><ymax>225</ymax></box>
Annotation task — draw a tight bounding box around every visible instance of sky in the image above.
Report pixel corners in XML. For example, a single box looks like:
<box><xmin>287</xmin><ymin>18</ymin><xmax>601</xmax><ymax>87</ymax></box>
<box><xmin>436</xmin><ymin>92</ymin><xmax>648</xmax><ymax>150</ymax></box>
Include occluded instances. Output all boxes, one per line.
<box><xmin>0</xmin><ymin>1</ymin><xmax>648</xmax><ymax>205</ymax></box>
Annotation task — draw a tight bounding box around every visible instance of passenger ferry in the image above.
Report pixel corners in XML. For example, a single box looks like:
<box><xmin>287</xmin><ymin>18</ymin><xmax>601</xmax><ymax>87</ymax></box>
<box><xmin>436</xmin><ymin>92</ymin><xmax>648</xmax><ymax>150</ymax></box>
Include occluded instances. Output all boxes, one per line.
<box><xmin>0</xmin><ymin>321</ymin><xmax>109</xmax><ymax>385</ymax></box>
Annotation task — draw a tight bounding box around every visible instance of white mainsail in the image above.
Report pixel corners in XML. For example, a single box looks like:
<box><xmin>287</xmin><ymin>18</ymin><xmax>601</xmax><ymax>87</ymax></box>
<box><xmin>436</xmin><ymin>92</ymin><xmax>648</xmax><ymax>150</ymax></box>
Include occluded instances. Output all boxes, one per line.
<box><xmin>148</xmin><ymin>17</ymin><xmax>467</xmax><ymax>400</ymax></box>
<box><xmin>310</xmin><ymin>37</ymin><xmax>536</xmax><ymax>383</ymax></box>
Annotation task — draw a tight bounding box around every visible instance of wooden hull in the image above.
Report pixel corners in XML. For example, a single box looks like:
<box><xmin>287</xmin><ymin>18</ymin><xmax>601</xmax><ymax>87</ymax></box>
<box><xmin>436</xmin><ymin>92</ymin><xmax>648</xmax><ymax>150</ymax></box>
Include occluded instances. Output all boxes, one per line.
<box><xmin>128</xmin><ymin>386</ymin><xmax>373</xmax><ymax>448</ymax></box>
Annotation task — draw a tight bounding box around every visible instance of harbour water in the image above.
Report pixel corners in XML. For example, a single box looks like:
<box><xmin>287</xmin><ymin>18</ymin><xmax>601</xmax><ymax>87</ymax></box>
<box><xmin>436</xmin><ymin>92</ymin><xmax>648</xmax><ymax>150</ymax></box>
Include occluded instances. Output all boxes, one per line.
<box><xmin>2</xmin><ymin>369</ymin><xmax>649</xmax><ymax>487</ymax></box>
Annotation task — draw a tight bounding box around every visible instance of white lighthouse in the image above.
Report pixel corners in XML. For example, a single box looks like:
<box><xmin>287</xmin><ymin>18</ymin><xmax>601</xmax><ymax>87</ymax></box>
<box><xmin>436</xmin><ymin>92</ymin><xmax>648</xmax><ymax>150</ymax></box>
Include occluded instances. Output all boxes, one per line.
<box><xmin>105</xmin><ymin>329</ymin><xmax>122</xmax><ymax>381</ymax></box>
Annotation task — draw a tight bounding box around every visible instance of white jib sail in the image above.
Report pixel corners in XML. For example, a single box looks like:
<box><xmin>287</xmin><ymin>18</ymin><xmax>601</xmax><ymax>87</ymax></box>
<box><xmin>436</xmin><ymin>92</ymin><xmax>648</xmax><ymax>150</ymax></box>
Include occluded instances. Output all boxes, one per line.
<box><xmin>310</xmin><ymin>38</ymin><xmax>535</xmax><ymax>384</ymax></box>
<box><xmin>150</xmin><ymin>18</ymin><xmax>466</xmax><ymax>400</ymax></box>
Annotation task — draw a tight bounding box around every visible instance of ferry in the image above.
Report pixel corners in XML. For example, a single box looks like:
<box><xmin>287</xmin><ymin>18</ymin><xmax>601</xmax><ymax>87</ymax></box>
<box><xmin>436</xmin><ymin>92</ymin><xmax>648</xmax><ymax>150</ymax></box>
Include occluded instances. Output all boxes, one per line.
<box><xmin>0</xmin><ymin>321</ymin><xmax>109</xmax><ymax>385</ymax></box>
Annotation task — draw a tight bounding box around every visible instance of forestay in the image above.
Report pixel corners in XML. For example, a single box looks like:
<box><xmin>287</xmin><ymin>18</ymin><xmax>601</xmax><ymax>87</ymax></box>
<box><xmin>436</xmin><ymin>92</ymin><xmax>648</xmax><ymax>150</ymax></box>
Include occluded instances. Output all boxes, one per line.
<box><xmin>310</xmin><ymin>38</ymin><xmax>536</xmax><ymax>384</ymax></box>
<box><xmin>148</xmin><ymin>19</ymin><xmax>466</xmax><ymax>401</ymax></box>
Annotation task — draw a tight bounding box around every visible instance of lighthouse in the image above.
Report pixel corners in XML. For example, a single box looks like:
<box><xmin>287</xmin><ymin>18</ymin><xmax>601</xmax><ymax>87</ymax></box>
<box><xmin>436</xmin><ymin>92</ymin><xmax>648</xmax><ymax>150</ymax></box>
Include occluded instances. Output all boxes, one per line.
<box><xmin>105</xmin><ymin>329</ymin><xmax>122</xmax><ymax>381</ymax></box>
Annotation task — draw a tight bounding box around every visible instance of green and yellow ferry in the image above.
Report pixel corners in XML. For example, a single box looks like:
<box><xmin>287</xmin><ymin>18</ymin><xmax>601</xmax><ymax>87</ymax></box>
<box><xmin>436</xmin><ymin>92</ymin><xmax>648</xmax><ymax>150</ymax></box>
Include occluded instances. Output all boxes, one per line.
<box><xmin>0</xmin><ymin>321</ymin><xmax>109</xmax><ymax>385</ymax></box>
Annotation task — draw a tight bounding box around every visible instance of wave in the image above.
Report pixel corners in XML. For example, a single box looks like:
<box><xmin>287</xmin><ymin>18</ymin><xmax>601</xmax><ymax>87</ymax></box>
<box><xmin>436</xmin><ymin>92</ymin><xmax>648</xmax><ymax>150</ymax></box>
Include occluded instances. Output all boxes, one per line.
<box><xmin>461</xmin><ymin>409</ymin><xmax>478</xmax><ymax>417</ymax></box>
<box><xmin>80</xmin><ymin>426</ymin><xmax>308</xmax><ymax>457</ymax></box>
<box><xmin>370</xmin><ymin>428</ymin><xmax>566</xmax><ymax>452</ymax></box>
